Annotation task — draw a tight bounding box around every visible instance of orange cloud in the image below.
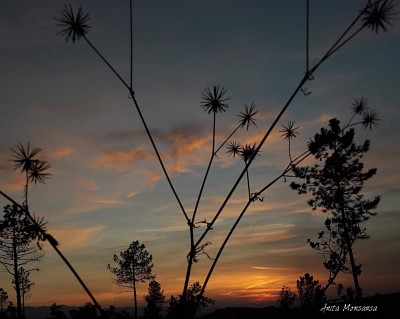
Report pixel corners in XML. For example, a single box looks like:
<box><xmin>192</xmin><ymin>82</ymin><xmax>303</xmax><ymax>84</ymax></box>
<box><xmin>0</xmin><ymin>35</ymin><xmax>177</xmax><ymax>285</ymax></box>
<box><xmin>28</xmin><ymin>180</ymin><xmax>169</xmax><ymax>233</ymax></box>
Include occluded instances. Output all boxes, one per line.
<box><xmin>92</xmin><ymin>149</ymin><xmax>154</xmax><ymax>172</ymax></box>
<box><xmin>49</xmin><ymin>146</ymin><xmax>74</xmax><ymax>159</ymax></box>
<box><xmin>165</xmin><ymin>132</ymin><xmax>210</xmax><ymax>174</ymax></box>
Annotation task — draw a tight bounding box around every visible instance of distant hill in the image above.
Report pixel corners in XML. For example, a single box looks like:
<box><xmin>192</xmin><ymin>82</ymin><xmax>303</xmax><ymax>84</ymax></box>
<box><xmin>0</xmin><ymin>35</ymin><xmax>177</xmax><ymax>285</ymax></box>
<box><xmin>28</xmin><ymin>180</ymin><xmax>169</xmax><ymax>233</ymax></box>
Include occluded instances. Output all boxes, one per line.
<box><xmin>200</xmin><ymin>292</ymin><xmax>400</xmax><ymax>319</ymax></box>
<box><xmin>24</xmin><ymin>305</ymin><xmax>141</xmax><ymax>319</ymax></box>
<box><xmin>16</xmin><ymin>292</ymin><xmax>400</xmax><ymax>318</ymax></box>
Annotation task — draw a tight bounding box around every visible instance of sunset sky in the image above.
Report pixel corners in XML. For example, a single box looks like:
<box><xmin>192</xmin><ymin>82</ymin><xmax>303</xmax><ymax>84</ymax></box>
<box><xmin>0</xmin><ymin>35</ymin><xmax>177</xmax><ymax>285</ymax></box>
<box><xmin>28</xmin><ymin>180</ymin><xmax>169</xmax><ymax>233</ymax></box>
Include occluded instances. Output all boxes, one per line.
<box><xmin>1</xmin><ymin>0</ymin><xmax>399</xmax><ymax>310</ymax></box>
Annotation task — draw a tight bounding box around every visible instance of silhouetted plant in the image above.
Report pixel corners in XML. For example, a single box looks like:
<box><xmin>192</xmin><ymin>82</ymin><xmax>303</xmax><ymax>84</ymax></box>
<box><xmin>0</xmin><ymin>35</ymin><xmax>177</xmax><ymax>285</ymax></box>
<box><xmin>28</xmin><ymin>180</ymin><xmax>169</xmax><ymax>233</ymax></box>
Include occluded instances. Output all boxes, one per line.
<box><xmin>0</xmin><ymin>288</ymin><xmax>9</xmax><ymax>315</ymax></box>
<box><xmin>0</xmin><ymin>204</ymin><xmax>43</xmax><ymax>319</ymax></box>
<box><xmin>1</xmin><ymin>143</ymin><xmax>52</xmax><ymax>319</ymax></box>
<box><xmin>102</xmin><ymin>305</ymin><xmax>131</xmax><ymax>319</ymax></box>
<box><xmin>48</xmin><ymin>303</ymin><xmax>67</xmax><ymax>319</ymax></box>
<box><xmin>53</xmin><ymin>1</ymin><xmax>397</xmax><ymax>318</ymax></box>
<box><xmin>166</xmin><ymin>282</ymin><xmax>214</xmax><ymax>319</ymax></box>
<box><xmin>143</xmin><ymin>279</ymin><xmax>165</xmax><ymax>319</ymax></box>
<box><xmin>280</xmin><ymin>121</ymin><xmax>300</xmax><ymax>163</ymax></box>
<box><xmin>362</xmin><ymin>0</ymin><xmax>397</xmax><ymax>33</ymax></box>
<box><xmin>69</xmin><ymin>302</ymin><xmax>97</xmax><ymax>319</ymax></box>
<box><xmin>108</xmin><ymin>240</ymin><xmax>154</xmax><ymax>319</ymax></box>
<box><xmin>290</xmin><ymin>105</ymin><xmax>381</xmax><ymax>299</ymax></box>
<box><xmin>10</xmin><ymin>143</ymin><xmax>51</xmax><ymax>209</ymax></box>
<box><xmin>12</xmin><ymin>267</ymin><xmax>35</xmax><ymax>318</ymax></box>
<box><xmin>296</xmin><ymin>273</ymin><xmax>326</xmax><ymax>308</ymax></box>
<box><xmin>278</xmin><ymin>285</ymin><xmax>296</xmax><ymax>309</ymax></box>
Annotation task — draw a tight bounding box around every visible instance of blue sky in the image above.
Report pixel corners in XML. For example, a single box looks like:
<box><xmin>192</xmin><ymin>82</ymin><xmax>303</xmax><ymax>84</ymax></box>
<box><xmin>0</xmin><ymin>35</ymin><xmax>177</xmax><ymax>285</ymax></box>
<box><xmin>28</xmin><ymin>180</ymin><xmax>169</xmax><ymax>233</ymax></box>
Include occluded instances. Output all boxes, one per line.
<box><xmin>1</xmin><ymin>0</ymin><xmax>399</xmax><ymax>309</ymax></box>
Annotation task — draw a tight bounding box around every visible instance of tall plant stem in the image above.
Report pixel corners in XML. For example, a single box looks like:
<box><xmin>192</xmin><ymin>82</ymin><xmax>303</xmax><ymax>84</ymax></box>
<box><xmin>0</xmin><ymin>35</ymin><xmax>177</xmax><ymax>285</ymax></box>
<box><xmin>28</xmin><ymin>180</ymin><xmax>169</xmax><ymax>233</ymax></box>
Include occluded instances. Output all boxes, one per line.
<box><xmin>183</xmin><ymin>121</ymin><xmax>242</xmax><ymax>299</ymax></box>
<box><xmin>192</xmin><ymin>112</ymin><xmax>216</xmax><ymax>224</ymax></box>
<box><xmin>130</xmin><ymin>0</ymin><xmax>133</xmax><ymax>90</ymax></box>
<box><xmin>306</xmin><ymin>0</ymin><xmax>310</xmax><ymax>73</ymax></box>
<box><xmin>0</xmin><ymin>191</ymin><xmax>105</xmax><ymax>317</ymax></box>
<box><xmin>192</xmin><ymin>122</ymin><xmax>241</xmax><ymax>224</ymax></box>
<box><xmin>82</xmin><ymin>36</ymin><xmax>189</xmax><ymax>222</ymax></box>
<box><xmin>245</xmin><ymin>165</ymin><xmax>251</xmax><ymax>200</ymax></box>
<box><xmin>183</xmin><ymin>113</ymin><xmax>216</xmax><ymax>299</ymax></box>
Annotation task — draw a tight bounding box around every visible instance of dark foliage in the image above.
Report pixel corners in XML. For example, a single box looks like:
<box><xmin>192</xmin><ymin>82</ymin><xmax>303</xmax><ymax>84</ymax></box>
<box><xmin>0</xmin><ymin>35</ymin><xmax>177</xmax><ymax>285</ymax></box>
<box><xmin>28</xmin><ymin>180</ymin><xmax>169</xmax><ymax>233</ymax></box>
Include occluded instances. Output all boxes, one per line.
<box><xmin>167</xmin><ymin>282</ymin><xmax>214</xmax><ymax>319</ymax></box>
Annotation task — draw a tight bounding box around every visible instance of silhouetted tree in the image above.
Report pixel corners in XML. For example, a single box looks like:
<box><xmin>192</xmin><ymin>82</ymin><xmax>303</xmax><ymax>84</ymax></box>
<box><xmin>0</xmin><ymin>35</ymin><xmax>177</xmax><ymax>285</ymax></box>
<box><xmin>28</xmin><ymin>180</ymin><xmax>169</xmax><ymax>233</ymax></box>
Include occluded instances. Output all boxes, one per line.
<box><xmin>143</xmin><ymin>279</ymin><xmax>165</xmax><ymax>319</ymax></box>
<box><xmin>69</xmin><ymin>303</ymin><xmax>97</xmax><ymax>319</ymax></box>
<box><xmin>48</xmin><ymin>304</ymin><xmax>67</xmax><ymax>319</ymax></box>
<box><xmin>0</xmin><ymin>143</ymin><xmax>51</xmax><ymax>319</ymax></box>
<box><xmin>296</xmin><ymin>273</ymin><xmax>325</xmax><ymax>308</ymax></box>
<box><xmin>108</xmin><ymin>241</ymin><xmax>153</xmax><ymax>319</ymax></box>
<box><xmin>12</xmin><ymin>268</ymin><xmax>35</xmax><ymax>318</ymax></box>
<box><xmin>166</xmin><ymin>282</ymin><xmax>214</xmax><ymax>319</ymax></box>
<box><xmin>102</xmin><ymin>305</ymin><xmax>131</xmax><ymax>319</ymax></box>
<box><xmin>291</xmin><ymin>114</ymin><xmax>380</xmax><ymax>299</ymax></box>
<box><xmin>0</xmin><ymin>205</ymin><xmax>43</xmax><ymax>319</ymax></box>
<box><xmin>0</xmin><ymin>288</ymin><xmax>9</xmax><ymax>317</ymax></box>
<box><xmin>278</xmin><ymin>285</ymin><xmax>296</xmax><ymax>309</ymax></box>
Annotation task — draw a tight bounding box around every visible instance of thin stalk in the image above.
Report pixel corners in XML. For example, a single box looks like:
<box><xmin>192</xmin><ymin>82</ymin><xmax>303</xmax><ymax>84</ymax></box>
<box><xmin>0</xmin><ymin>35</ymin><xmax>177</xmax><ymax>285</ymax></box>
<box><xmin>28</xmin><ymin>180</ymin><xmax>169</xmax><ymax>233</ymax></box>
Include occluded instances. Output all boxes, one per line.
<box><xmin>83</xmin><ymin>36</ymin><xmax>130</xmax><ymax>91</ymax></box>
<box><xmin>308</xmin><ymin>0</ymin><xmax>375</xmax><ymax>75</ymax></box>
<box><xmin>130</xmin><ymin>94</ymin><xmax>189</xmax><ymax>222</ymax></box>
<box><xmin>181</xmin><ymin>226</ymin><xmax>195</xmax><ymax>303</ymax></box>
<box><xmin>191</xmin><ymin>113</ymin><xmax>216</xmax><ymax>224</ymax></box>
<box><xmin>214</xmin><ymin>124</ymin><xmax>241</xmax><ymax>155</ymax></box>
<box><xmin>306</xmin><ymin>0</ymin><xmax>310</xmax><ymax>73</ymax></box>
<box><xmin>183</xmin><ymin>113</ymin><xmax>217</xmax><ymax>301</ymax></box>
<box><xmin>130</xmin><ymin>0</ymin><xmax>133</xmax><ymax>90</ymax></box>
<box><xmin>183</xmin><ymin>121</ymin><xmax>242</xmax><ymax>301</ymax></box>
<box><xmin>192</xmin><ymin>122</ymin><xmax>242</xmax><ymax>224</ymax></box>
<box><xmin>245</xmin><ymin>164</ymin><xmax>251</xmax><ymax>200</ymax></box>
<box><xmin>82</xmin><ymin>36</ymin><xmax>189</xmax><ymax>222</ymax></box>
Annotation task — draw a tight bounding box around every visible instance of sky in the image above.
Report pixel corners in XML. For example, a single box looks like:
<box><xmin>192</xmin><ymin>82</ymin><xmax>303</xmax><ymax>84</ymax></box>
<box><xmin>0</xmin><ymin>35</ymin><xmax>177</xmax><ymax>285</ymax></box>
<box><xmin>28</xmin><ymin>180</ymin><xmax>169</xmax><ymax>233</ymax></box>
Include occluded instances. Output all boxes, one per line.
<box><xmin>1</xmin><ymin>0</ymin><xmax>400</xmax><ymax>310</ymax></box>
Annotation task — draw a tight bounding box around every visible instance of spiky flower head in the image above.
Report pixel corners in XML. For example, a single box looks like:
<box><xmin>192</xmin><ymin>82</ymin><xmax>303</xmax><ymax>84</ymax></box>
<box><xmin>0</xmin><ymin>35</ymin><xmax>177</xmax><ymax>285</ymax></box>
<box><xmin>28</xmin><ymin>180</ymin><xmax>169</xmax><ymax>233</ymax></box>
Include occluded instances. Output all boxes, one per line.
<box><xmin>362</xmin><ymin>0</ymin><xmax>397</xmax><ymax>33</ymax></box>
<box><xmin>10</xmin><ymin>143</ymin><xmax>41</xmax><ymax>173</ymax></box>
<box><xmin>28</xmin><ymin>161</ymin><xmax>52</xmax><ymax>184</ymax></box>
<box><xmin>239</xmin><ymin>143</ymin><xmax>260</xmax><ymax>163</ymax></box>
<box><xmin>226</xmin><ymin>141</ymin><xmax>242</xmax><ymax>158</ymax></box>
<box><xmin>280</xmin><ymin>120</ymin><xmax>300</xmax><ymax>140</ymax></box>
<box><xmin>362</xmin><ymin>110</ymin><xmax>381</xmax><ymax>130</ymax></box>
<box><xmin>56</xmin><ymin>3</ymin><xmax>91</xmax><ymax>43</ymax></box>
<box><xmin>238</xmin><ymin>102</ymin><xmax>258</xmax><ymax>130</ymax></box>
<box><xmin>352</xmin><ymin>97</ymin><xmax>369</xmax><ymax>115</ymax></box>
<box><xmin>10</xmin><ymin>143</ymin><xmax>51</xmax><ymax>184</ymax></box>
<box><xmin>201</xmin><ymin>85</ymin><xmax>229</xmax><ymax>114</ymax></box>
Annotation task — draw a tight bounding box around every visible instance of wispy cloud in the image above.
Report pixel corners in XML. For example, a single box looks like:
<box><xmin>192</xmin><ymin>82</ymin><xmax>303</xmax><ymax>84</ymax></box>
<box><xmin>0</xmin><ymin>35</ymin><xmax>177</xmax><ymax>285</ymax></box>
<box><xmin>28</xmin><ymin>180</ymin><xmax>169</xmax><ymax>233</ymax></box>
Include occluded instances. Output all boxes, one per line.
<box><xmin>49</xmin><ymin>225</ymin><xmax>106</xmax><ymax>251</ymax></box>
<box><xmin>92</xmin><ymin>149</ymin><xmax>154</xmax><ymax>172</ymax></box>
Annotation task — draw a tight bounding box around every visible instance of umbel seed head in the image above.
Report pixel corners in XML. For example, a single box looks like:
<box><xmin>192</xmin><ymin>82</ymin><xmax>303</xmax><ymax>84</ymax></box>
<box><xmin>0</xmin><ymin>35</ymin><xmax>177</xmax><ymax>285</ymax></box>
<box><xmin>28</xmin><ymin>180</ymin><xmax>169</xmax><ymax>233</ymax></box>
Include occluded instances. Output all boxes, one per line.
<box><xmin>56</xmin><ymin>3</ymin><xmax>91</xmax><ymax>43</ymax></box>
